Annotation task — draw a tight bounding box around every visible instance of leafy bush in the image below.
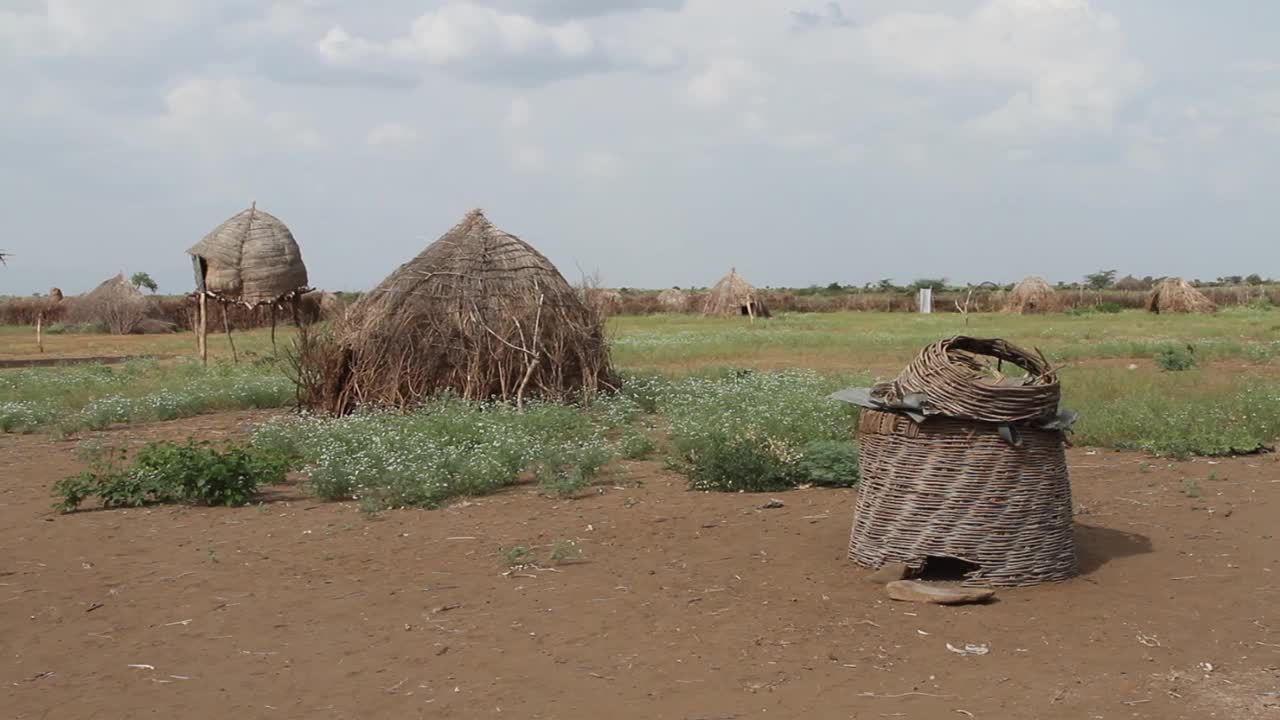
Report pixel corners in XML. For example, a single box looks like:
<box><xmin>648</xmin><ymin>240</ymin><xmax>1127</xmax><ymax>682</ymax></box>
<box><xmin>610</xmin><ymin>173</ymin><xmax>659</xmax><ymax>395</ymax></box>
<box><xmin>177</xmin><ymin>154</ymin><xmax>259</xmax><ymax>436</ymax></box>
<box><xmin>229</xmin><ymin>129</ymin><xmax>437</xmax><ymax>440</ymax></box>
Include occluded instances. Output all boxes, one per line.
<box><xmin>619</xmin><ymin>428</ymin><xmax>657</xmax><ymax>459</ymax></box>
<box><xmin>54</xmin><ymin>439</ymin><xmax>290</xmax><ymax>512</ymax></box>
<box><xmin>661</xmin><ymin>370</ymin><xmax>862</xmax><ymax>492</ymax></box>
<box><xmin>44</xmin><ymin>322</ymin><xmax>66</xmax><ymax>335</ymax></box>
<box><xmin>795</xmin><ymin>440</ymin><xmax>860</xmax><ymax>487</ymax></box>
<box><xmin>1154</xmin><ymin>344</ymin><xmax>1198</xmax><ymax>371</ymax></box>
<box><xmin>1096</xmin><ymin>302</ymin><xmax>1124</xmax><ymax>314</ymax></box>
<box><xmin>252</xmin><ymin>400</ymin><xmax>618</xmax><ymax>510</ymax></box>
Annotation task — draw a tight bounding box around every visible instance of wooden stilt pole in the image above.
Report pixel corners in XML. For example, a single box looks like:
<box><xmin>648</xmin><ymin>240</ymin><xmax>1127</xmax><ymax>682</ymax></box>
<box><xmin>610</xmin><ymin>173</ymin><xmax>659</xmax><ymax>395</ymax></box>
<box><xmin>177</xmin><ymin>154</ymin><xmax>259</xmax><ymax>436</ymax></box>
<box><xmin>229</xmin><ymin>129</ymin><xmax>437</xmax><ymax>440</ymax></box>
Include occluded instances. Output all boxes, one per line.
<box><xmin>198</xmin><ymin>292</ymin><xmax>208</xmax><ymax>366</ymax></box>
<box><xmin>223</xmin><ymin>306</ymin><xmax>238</xmax><ymax>364</ymax></box>
<box><xmin>36</xmin><ymin>313</ymin><xmax>44</xmax><ymax>353</ymax></box>
<box><xmin>270</xmin><ymin>305</ymin><xmax>278</xmax><ymax>355</ymax></box>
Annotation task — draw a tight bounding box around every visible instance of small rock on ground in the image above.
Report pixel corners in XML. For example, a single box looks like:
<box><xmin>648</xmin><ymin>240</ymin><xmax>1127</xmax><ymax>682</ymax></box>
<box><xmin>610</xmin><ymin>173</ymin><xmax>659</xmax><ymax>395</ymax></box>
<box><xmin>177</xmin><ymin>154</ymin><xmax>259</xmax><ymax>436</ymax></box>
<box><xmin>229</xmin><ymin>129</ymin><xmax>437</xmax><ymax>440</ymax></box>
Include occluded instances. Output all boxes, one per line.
<box><xmin>885</xmin><ymin>580</ymin><xmax>994</xmax><ymax>605</ymax></box>
<box><xmin>762</xmin><ymin>499</ymin><xmax>785</xmax><ymax>509</ymax></box>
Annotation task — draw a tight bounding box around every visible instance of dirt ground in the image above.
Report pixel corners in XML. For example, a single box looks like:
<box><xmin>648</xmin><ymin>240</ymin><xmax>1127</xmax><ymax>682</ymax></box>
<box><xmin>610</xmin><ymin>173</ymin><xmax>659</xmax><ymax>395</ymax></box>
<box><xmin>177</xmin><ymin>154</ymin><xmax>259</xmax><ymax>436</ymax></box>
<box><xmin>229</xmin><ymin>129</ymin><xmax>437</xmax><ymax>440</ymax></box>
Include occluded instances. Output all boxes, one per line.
<box><xmin>3</xmin><ymin>412</ymin><xmax>1278</xmax><ymax>720</ymax></box>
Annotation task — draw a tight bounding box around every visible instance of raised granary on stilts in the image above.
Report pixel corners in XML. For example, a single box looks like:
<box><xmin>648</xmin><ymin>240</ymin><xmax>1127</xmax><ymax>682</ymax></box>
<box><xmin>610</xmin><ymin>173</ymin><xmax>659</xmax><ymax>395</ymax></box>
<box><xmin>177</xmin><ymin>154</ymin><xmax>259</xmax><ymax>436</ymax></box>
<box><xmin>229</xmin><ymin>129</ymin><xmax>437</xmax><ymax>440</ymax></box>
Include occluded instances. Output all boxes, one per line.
<box><xmin>187</xmin><ymin>203</ymin><xmax>310</xmax><ymax>362</ymax></box>
<box><xmin>307</xmin><ymin>209</ymin><xmax>616</xmax><ymax>414</ymax></box>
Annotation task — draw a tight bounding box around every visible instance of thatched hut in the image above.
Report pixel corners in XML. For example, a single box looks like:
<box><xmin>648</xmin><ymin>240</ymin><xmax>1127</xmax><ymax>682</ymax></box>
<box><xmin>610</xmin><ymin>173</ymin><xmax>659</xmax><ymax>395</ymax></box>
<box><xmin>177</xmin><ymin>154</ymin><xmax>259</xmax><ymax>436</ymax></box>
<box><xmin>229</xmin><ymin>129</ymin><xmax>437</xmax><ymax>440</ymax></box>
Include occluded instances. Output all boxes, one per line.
<box><xmin>66</xmin><ymin>273</ymin><xmax>149</xmax><ymax>335</ymax></box>
<box><xmin>657</xmin><ymin>287</ymin><xmax>689</xmax><ymax>312</ymax></box>
<box><xmin>702</xmin><ymin>267</ymin><xmax>770</xmax><ymax>318</ymax></box>
<box><xmin>1004</xmin><ymin>276</ymin><xmax>1057</xmax><ymax>314</ymax></box>
<box><xmin>310</xmin><ymin>209</ymin><xmax>616</xmax><ymax>414</ymax></box>
<box><xmin>48</xmin><ymin>287</ymin><xmax>63</xmax><ymax>303</ymax></box>
<box><xmin>1146</xmin><ymin>277</ymin><xmax>1216</xmax><ymax>314</ymax></box>
<box><xmin>584</xmin><ymin>288</ymin><xmax>623</xmax><ymax>315</ymax></box>
<box><xmin>298</xmin><ymin>290</ymin><xmax>345</xmax><ymax>325</ymax></box>
<box><xmin>1114</xmin><ymin>275</ymin><xmax>1145</xmax><ymax>292</ymax></box>
<box><xmin>188</xmin><ymin>203</ymin><xmax>310</xmax><ymax>362</ymax></box>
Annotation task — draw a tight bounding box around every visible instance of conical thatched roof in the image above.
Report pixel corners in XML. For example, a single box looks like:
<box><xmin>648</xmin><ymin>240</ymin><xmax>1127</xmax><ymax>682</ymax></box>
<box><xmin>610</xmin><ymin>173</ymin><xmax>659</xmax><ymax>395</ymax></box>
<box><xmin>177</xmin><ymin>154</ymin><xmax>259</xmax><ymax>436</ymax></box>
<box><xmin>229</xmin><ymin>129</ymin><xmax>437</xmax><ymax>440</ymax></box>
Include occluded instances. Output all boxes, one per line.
<box><xmin>1146</xmin><ymin>277</ymin><xmax>1216</xmax><ymax>314</ymax></box>
<box><xmin>310</xmin><ymin>209</ymin><xmax>615</xmax><ymax>413</ymax></box>
<box><xmin>1004</xmin><ymin>276</ymin><xmax>1057</xmax><ymax>314</ymax></box>
<box><xmin>702</xmin><ymin>267</ymin><xmax>770</xmax><ymax>318</ymax></box>
<box><xmin>657</xmin><ymin>287</ymin><xmax>689</xmax><ymax>311</ymax></box>
<box><xmin>1114</xmin><ymin>275</ymin><xmax>1145</xmax><ymax>291</ymax></box>
<box><xmin>66</xmin><ymin>273</ymin><xmax>150</xmax><ymax>334</ymax></box>
<box><xmin>188</xmin><ymin>204</ymin><xmax>308</xmax><ymax>306</ymax></box>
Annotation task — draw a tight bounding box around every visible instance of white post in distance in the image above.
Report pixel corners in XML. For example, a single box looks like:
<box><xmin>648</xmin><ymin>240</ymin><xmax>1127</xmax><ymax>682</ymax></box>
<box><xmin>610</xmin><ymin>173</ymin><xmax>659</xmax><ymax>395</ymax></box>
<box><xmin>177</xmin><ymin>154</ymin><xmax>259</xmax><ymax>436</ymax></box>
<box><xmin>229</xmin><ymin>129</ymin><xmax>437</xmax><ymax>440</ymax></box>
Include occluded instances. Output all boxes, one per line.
<box><xmin>918</xmin><ymin>287</ymin><xmax>933</xmax><ymax>314</ymax></box>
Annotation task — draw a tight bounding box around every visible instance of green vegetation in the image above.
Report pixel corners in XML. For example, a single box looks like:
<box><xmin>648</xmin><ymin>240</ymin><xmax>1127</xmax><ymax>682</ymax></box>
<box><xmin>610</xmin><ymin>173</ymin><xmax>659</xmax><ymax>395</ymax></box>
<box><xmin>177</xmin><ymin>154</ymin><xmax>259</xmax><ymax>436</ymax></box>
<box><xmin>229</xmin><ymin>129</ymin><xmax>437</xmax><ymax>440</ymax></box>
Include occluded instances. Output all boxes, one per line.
<box><xmin>54</xmin><ymin>439</ymin><xmax>289</xmax><ymax>512</ymax></box>
<box><xmin>0</xmin><ymin>359</ymin><xmax>293</xmax><ymax>435</ymax></box>
<box><xmin>250</xmin><ymin>397</ymin><xmax>635</xmax><ymax>509</ymax></box>
<box><xmin>1154</xmin><ymin>344</ymin><xmax>1198</xmax><ymax>371</ymax></box>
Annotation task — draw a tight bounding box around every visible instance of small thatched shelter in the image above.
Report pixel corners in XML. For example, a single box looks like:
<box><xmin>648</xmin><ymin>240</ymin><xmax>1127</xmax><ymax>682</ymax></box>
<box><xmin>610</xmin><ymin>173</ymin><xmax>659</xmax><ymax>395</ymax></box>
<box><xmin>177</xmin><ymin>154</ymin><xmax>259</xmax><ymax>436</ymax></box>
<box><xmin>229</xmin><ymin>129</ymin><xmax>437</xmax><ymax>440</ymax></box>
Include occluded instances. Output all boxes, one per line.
<box><xmin>702</xmin><ymin>267</ymin><xmax>770</xmax><ymax>319</ymax></box>
<box><xmin>67</xmin><ymin>273</ymin><xmax>149</xmax><ymax>335</ymax></box>
<box><xmin>1114</xmin><ymin>275</ymin><xmax>1145</xmax><ymax>292</ymax></box>
<box><xmin>48</xmin><ymin>287</ymin><xmax>63</xmax><ymax>303</ymax></box>
<box><xmin>1004</xmin><ymin>276</ymin><xmax>1057</xmax><ymax>314</ymax></box>
<box><xmin>188</xmin><ymin>203</ymin><xmax>310</xmax><ymax>362</ymax></box>
<box><xmin>1146</xmin><ymin>277</ymin><xmax>1216</xmax><ymax>314</ymax></box>
<box><xmin>584</xmin><ymin>288</ymin><xmax>623</xmax><ymax>315</ymax></box>
<box><xmin>298</xmin><ymin>290</ymin><xmax>345</xmax><ymax>325</ymax></box>
<box><xmin>308</xmin><ymin>209</ymin><xmax>616</xmax><ymax>414</ymax></box>
<box><xmin>657</xmin><ymin>287</ymin><xmax>689</xmax><ymax>312</ymax></box>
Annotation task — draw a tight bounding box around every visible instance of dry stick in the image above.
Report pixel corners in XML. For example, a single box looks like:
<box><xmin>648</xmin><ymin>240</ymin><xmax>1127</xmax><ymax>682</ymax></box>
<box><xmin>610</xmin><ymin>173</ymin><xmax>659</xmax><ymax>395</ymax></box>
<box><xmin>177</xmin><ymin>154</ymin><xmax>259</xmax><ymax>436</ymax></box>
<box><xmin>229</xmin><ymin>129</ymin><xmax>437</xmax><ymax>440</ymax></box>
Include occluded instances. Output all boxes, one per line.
<box><xmin>269</xmin><ymin>305</ymin><xmax>277</xmax><ymax>356</ymax></box>
<box><xmin>35</xmin><ymin>312</ymin><xmax>43</xmax><ymax>353</ymax></box>
<box><xmin>514</xmin><ymin>293</ymin><xmax>545</xmax><ymax>410</ymax></box>
<box><xmin>223</xmin><ymin>306</ymin><xmax>238</xmax><ymax>364</ymax></box>
<box><xmin>198</xmin><ymin>292</ymin><xmax>208</xmax><ymax>367</ymax></box>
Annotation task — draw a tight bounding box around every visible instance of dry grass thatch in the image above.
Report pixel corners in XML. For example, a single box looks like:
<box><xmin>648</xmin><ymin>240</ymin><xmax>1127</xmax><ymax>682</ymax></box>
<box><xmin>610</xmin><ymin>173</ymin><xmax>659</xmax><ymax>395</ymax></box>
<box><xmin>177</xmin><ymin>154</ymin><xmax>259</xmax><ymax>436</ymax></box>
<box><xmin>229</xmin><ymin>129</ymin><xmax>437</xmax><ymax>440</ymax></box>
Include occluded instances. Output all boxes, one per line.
<box><xmin>584</xmin><ymin>288</ymin><xmax>623</xmax><ymax>315</ymax></box>
<box><xmin>1146</xmin><ymin>277</ymin><xmax>1216</xmax><ymax>314</ymax></box>
<box><xmin>657</xmin><ymin>287</ymin><xmax>689</xmax><ymax>311</ymax></box>
<box><xmin>66</xmin><ymin>273</ymin><xmax>150</xmax><ymax>334</ymax></box>
<box><xmin>702</xmin><ymin>267</ymin><xmax>770</xmax><ymax>318</ymax></box>
<box><xmin>1114</xmin><ymin>275</ymin><xmax>1145</xmax><ymax>291</ymax></box>
<box><xmin>1003</xmin><ymin>276</ymin><xmax>1057</xmax><ymax>314</ymax></box>
<box><xmin>296</xmin><ymin>209</ymin><xmax>616</xmax><ymax>414</ymax></box>
<box><xmin>48</xmin><ymin>287</ymin><xmax>63</xmax><ymax>303</ymax></box>
<box><xmin>298</xmin><ymin>289</ymin><xmax>345</xmax><ymax>324</ymax></box>
<box><xmin>188</xmin><ymin>204</ymin><xmax>309</xmax><ymax>306</ymax></box>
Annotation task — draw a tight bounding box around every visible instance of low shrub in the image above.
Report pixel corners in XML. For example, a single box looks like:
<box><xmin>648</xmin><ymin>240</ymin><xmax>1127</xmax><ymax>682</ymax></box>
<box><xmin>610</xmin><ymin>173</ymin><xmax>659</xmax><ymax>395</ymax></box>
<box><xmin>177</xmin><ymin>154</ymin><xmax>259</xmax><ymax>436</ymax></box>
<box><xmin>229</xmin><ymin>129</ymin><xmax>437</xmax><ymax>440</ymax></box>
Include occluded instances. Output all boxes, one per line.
<box><xmin>619</xmin><ymin>428</ymin><xmax>658</xmax><ymax>460</ymax></box>
<box><xmin>54</xmin><ymin>439</ymin><xmax>290</xmax><ymax>512</ymax></box>
<box><xmin>1154</xmin><ymin>344</ymin><xmax>1198</xmax><ymax>371</ymax></box>
<box><xmin>795</xmin><ymin>440</ymin><xmax>860</xmax><ymax>487</ymax></box>
<box><xmin>44</xmin><ymin>322</ymin><xmax>66</xmax><ymax>335</ymax></box>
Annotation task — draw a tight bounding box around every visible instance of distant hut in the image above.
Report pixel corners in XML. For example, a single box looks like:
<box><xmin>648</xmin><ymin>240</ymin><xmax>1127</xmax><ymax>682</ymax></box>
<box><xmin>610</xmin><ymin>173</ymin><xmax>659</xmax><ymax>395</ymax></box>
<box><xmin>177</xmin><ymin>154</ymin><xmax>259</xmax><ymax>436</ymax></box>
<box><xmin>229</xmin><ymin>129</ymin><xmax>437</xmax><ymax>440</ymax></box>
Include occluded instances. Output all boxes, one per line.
<box><xmin>703</xmin><ymin>267</ymin><xmax>770</xmax><ymax>319</ymax></box>
<box><xmin>298</xmin><ymin>290</ymin><xmax>345</xmax><ymax>325</ymax></box>
<box><xmin>48</xmin><ymin>287</ymin><xmax>64</xmax><ymax>303</ymax></box>
<box><xmin>312</xmin><ymin>209</ymin><xmax>616</xmax><ymax>414</ymax></box>
<box><xmin>1146</xmin><ymin>277</ymin><xmax>1216</xmax><ymax>314</ymax></box>
<box><xmin>1114</xmin><ymin>275</ymin><xmax>1145</xmax><ymax>292</ymax></box>
<box><xmin>657</xmin><ymin>287</ymin><xmax>689</xmax><ymax>312</ymax></box>
<box><xmin>188</xmin><ymin>203</ymin><xmax>309</xmax><ymax>362</ymax></box>
<box><xmin>584</xmin><ymin>288</ymin><xmax>624</xmax><ymax>316</ymax></box>
<box><xmin>66</xmin><ymin>273</ymin><xmax>149</xmax><ymax>335</ymax></box>
<box><xmin>1004</xmin><ymin>276</ymin><xmax>1057</xmax><ymax>314</ymax></box>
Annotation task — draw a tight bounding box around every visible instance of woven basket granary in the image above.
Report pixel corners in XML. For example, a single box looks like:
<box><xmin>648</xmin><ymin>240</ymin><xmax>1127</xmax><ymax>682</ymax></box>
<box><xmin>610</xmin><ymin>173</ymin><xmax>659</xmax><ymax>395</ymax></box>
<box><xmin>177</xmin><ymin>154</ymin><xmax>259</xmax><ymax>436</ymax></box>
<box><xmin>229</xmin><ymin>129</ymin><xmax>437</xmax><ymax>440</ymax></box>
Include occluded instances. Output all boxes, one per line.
<box><xmin>836</xmin><ymin>336</ymin><xmax>1078</xmax><ymax>588</ymax></box>
<box><xmin>849</xmin><ymin>409</ymin><xmax>1076</xmax><ymax>587</ymax></box>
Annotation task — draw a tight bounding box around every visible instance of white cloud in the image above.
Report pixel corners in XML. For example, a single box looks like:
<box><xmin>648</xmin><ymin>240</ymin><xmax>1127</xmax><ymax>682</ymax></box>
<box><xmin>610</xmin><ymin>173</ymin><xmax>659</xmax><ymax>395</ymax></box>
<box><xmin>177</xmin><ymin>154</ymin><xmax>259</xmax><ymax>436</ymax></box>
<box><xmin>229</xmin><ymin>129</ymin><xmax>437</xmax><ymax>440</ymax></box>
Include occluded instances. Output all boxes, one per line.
<box><xmin>505</xmin><ymin>97</ymin><xmax>532</xmax><ymax>130</ymax></box>
<box><xmin>319</xmin><ymin>3</ymin><xmax>594</xmax><ymax>68</ymax></box>
<box><xmin>511</xmin><ymin>144</ymin><xmax>547</xmax><ymax>172</ymax></box>
<box><xmin>0</xmin><ymin>0</ymin><xmax>208</xmax><ymax>57</ymax></box>
<box><xmin>365</xmin><ymin>122</ymin><xmax>419</xmax><ymax>148</ymax></box>
<box><xmin>861</xmin><ymin>0</ymin><xmax>1144</xmax><ymax>137</ymax></box>
<box><xmin>144</xmin><ymin>74</ymin><xmax>326</xmax><ymax>155</ymax></box>
<box><xmin>687</xmin><ymin>57</ymin><xmax>759</xmax><ymax>107</ymax></box>
<box><xmin>578</xmin><ymin>150</ymin><xmax>622</xmax><ymax>178</ymax></box>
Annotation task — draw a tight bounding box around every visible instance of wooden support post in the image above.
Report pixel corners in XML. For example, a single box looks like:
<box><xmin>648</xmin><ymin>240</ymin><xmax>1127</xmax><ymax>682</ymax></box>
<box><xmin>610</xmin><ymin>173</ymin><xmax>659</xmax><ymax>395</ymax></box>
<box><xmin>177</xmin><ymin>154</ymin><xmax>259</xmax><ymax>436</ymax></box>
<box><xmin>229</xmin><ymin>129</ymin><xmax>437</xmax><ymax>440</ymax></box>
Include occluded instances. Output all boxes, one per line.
<box><xmin>198</xmin><ymin>292</ymin><xmax>208</xmax><ymax>366</ymax></box>
<box><xmin>36</xmin><ymin>312</ymin><xmax>44</xmax><ymax>353</ymax></box>
<box><xmin>270</xmin><ymin>305</ymin><xmax>278</xmax><ymax>355</ymax></box>
<box><xmin>223</xmin><ymin>306</ymin><xmax>238</xmax><ymax>364</ymax></box>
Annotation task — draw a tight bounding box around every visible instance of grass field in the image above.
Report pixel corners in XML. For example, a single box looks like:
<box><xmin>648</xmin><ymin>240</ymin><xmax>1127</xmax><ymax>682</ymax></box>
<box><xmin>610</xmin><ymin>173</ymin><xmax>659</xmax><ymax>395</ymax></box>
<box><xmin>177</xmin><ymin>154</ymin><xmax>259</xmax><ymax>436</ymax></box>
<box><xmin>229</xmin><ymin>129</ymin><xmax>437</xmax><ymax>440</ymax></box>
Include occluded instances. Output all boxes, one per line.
<box><xmin>3</xmin><ymin>310</ymin><xmax>1279</xmax><ymax>471</ymax></box>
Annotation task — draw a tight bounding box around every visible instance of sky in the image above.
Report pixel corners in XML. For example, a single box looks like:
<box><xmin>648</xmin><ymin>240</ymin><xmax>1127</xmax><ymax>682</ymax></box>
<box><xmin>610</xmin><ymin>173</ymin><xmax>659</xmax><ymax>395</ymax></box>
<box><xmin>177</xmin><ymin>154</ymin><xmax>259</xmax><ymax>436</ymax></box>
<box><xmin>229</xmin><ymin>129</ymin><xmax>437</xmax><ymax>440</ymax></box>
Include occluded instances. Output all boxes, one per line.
<box><xmin>1</xmin><ymin>0</ymin><xmax>1278</xmax><ymax>295</ymax></box>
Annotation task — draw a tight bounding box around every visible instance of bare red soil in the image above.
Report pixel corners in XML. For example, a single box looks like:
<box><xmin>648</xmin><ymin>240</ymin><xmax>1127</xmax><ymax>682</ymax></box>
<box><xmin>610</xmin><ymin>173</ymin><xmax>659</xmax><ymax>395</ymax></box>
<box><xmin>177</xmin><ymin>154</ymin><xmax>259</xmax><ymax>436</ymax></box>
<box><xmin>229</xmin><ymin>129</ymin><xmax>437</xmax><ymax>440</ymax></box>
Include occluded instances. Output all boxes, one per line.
<box><xmin>3</xmin><ymin>412</ymin><xmax>1278</xmax><ymax>720</ymax></box>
